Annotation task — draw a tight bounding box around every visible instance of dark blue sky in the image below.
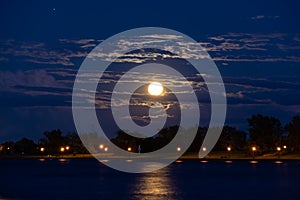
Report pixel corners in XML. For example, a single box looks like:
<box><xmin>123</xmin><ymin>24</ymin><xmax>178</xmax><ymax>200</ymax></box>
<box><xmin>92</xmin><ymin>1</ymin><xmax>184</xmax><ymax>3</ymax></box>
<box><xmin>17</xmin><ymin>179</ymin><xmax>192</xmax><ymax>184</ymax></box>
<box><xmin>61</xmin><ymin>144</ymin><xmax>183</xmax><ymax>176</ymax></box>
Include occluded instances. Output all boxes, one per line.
<box><xmin>1</xmin><ymin>0</ymin><xmax>300</xmax><ymax>142</ymax></box>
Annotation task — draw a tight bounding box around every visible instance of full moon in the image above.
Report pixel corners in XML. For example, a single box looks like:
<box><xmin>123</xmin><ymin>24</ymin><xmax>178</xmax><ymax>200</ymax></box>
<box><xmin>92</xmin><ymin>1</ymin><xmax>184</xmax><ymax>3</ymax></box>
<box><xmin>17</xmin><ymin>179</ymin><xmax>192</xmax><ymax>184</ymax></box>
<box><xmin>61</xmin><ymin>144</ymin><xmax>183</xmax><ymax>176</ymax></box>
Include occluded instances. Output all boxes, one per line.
<box><xmin>148</xmin><ymin>82</ymin><xmax>163</xmax><ymax>96</ymax></box>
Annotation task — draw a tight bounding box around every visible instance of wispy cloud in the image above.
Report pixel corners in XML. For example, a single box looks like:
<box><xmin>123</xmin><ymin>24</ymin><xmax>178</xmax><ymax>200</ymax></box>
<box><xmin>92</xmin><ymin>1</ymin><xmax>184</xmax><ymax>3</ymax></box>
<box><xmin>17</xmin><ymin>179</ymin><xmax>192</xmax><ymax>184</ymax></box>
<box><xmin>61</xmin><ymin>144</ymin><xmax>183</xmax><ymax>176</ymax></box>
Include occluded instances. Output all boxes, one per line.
<box><xmin>0</xmin><ymin>69</ymin><xmax>70</xmax><ymax>97</ymax></box>
<box><xmin>0</xmin><ymin>32</ymin><xmax>299</xmax><ymax>66</ymax></box>
<box><xmin>250</xmin><ymin>15</ymin><xmax>280</xmax><ymax>20</ymax></box>
<box><xmin>251</xmin><ymin>15</ymin><xmax>265</xmax><ymax>20</ymax></box>
<box><xmin>0</xmin><ymin>40</ymin><xmax>88</xmax><ymax>66</ymax></box>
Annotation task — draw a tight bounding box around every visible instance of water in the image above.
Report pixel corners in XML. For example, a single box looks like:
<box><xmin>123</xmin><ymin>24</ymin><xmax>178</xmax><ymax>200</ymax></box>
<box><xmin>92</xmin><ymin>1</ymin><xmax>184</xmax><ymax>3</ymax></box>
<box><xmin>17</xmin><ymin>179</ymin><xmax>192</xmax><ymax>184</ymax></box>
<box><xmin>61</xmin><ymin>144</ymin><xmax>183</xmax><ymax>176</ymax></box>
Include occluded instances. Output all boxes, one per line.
<box><xmin>0</xmin><ymin>158</ymin><xmax>299</xmax><ymax>200</ymax></box>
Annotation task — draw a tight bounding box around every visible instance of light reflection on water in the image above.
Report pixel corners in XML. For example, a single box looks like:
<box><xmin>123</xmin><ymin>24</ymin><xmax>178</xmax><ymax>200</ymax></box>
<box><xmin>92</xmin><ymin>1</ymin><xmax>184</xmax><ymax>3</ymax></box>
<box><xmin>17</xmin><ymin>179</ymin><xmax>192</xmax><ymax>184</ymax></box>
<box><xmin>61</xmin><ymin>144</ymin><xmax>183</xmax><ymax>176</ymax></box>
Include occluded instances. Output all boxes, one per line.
<box><xmin>1</xmin><ymin>159</ymin><xmax>299</xmax><ymax>199</ymax></box>
<box><xmin>274</xmin><ymin>161</ymin><xmax>283</xmax><ymax>164</ymax></box>
<box><xmin>200</xmin><ymin>160</ymin><xmax>208</xmax><ymax>163</ymax></box>
<box><xmin>58</xmin><ymin>158</ymin><xmax>70</xmax><ymax>163</ymax></box>
<box><xmin>130</xmin><ymin>166</ymin><xmax>182</xmax><ymax>200</ymax></box>
<box><xmin>249</xmin><ymin>160</ymin><xmax>258</xmax><ymax>164</ymax></box>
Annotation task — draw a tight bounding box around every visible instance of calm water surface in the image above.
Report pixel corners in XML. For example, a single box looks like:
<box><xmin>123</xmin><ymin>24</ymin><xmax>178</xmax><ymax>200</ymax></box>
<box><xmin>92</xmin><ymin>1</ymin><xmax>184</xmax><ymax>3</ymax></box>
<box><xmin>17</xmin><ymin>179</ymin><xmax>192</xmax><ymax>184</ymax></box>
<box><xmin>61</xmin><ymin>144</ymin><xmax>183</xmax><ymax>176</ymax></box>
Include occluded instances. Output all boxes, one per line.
<box><xmin>0</xmin><ymin>159</ymin><xmax>299</xmax><ymax>200</ymax></box>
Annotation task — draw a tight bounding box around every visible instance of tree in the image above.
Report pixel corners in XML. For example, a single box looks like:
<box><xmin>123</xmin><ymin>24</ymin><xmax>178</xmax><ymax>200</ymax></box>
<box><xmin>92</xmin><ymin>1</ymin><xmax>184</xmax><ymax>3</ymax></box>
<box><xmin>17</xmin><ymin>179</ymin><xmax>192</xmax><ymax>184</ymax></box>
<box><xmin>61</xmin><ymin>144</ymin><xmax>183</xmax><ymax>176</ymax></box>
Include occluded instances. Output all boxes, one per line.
<box><xmin>0</xmin><ymin>141</ymin><xmax>14</xmax><ymax>155</ymax></box>
<box><xmin>66</xmin><ymin>132</ymin><xmax>88</xmax><ymax>154</ymax></box>
<box><xmin>248</xmin><ymin>114</ymin><xmax>282</xmax><ymax>152</ymax></box>
<box><xmin>39</xmin><ymin>129</ymin><xmax>67</xmax><ymax>154</ymax></box>
<box><xmin>111</xmin><ymin>126</ymin><xmax>179</xmax><ymax>153</ymax></box>
<box><xmin>214</xmin><ymin>126</ymin><xmax>246</xmax><ymax>151</ymax></box>
<box><xmin>186</xmin><ymin>127</ymin><xmax>207</xmax><ymax>153</ymax></box>
<box><xmin>285</xmin><ymin>116</ymin><xmax>300</xmax><ymax>152</ymax></box>
<box><xmin>14</xmin><ymin>138</ymin><xmax>37</xmax><ymax>155</ymax></box>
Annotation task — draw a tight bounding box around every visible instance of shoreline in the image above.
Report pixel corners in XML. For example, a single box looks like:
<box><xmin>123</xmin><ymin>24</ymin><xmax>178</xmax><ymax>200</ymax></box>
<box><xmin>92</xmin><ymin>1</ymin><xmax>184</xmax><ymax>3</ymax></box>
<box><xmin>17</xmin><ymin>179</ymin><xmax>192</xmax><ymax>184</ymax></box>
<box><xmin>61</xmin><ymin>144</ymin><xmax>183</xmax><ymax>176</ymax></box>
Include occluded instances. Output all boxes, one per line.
<box><xmin>1</xmin><ymin>152</ymin><xmax>300</xmax><ymax>161</ymax></box>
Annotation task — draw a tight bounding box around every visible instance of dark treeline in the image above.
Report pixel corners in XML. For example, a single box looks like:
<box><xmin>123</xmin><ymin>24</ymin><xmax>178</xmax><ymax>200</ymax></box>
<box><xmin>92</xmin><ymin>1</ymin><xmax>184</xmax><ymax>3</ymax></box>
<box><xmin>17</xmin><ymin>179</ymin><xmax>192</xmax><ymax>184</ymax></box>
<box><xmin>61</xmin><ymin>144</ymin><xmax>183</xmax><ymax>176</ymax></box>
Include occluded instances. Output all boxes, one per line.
<box><xmin>0</xmin><ymin>114</ymin><xmax>300</xmax><ymax>156</ymax></box>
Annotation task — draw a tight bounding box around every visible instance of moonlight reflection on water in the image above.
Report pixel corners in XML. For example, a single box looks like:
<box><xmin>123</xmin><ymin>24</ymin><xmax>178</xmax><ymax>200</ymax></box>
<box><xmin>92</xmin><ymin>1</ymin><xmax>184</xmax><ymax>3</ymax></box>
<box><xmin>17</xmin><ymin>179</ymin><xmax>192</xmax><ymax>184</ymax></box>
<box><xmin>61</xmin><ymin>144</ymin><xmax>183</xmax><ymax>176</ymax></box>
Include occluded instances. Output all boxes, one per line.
<box><xmin>0</xmin><ymin>159</ymin><xmax>299</xmax><ymax>200</ymax></box>
<box><xmin>130</xmin><ymin>167</ymin><xmax>181</xmax><ymax>200</ymax></box>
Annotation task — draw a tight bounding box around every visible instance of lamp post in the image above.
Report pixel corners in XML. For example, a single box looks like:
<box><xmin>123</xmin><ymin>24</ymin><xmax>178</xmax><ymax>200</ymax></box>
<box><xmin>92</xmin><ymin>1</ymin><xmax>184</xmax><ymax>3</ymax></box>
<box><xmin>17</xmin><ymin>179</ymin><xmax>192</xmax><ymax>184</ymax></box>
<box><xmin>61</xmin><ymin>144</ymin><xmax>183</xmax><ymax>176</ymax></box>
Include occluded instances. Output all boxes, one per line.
<box><xmin>283</xmin><ymin>145</ymin><xmax>287</xmax><ymax>150</ymax></box>
<box><xmin>227</xmin><ymin>146</ymin><xmax>231</xmax><ymax>158</ymax></box>
<box><xmin>251</xmin><ymin>146</ymin><xmax>256</xmax><ymax>159</ymax></box>
<box><xmin>276</xmin><ymin>147</ymin><xmax>281</xmax><ymax>159</ymax></box>
<box><xmin>59</xmin><ymin>147</ymin><xmax>65</xmax><ymax>158</ymax></box>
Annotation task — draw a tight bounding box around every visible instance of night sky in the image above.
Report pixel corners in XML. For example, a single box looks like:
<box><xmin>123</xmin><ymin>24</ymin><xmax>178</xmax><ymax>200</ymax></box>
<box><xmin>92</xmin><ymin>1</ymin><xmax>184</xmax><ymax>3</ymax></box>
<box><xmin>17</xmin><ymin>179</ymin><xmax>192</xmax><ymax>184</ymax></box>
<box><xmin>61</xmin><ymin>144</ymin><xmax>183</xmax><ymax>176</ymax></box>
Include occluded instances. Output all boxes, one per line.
<box><xmin>1</xmin><ymin>0</ymin><xmax>300</xmax><ymax>142</ymax></box>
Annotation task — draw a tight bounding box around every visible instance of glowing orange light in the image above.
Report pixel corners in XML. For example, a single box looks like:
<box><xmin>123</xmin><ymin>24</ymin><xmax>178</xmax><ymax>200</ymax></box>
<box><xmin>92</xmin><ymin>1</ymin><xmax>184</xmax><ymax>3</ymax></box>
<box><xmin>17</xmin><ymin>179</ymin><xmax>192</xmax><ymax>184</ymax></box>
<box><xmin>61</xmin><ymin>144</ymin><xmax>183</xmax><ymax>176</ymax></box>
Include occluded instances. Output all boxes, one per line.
<box><xmin>252</xmin><ymin>146</ymin><xmax>256</xmax><ymax>151</ymax></box>
<box><xmin>60</xmin><ymin>147</ymin><xmax>65</xmax><ymax>152</ymax></box>
<box><xmin>127</xmin><ymin>147</ymin><xmax>132</xmax><ymax>152</ymax></box>
<box><xmin>277</xmin><ymin>147</ymin><xmax>281</xmax><ymax>151</ymax></box>
<box><xmin>40</xmin><ymin>147</ymin><xmax>45</xmax><ymax>152</ymax></box>
<box><xmin>227</xmin><ymin>147</ymin><xmax>231</xmax><ymax>152</ymax></box>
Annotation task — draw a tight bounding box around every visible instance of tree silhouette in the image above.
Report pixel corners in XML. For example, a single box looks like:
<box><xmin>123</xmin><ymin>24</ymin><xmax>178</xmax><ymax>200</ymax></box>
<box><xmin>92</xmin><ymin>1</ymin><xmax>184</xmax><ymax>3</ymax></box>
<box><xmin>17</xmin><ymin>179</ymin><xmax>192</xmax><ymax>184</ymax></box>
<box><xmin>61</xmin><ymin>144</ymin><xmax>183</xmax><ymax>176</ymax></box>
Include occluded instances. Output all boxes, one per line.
<box><xmin>248</xmin><ymin>114</ymin><xmax>283</xmax><ymax>152</ymax></box>
<box><xmin>186</xmin><ymin>127</ymin><xmax>207</xmax><ymax>153</ymax></box>
<box><xmin>14</xmin><ymin>138</ymin><xmax>37</xmax><ymax>155</ymax></box>
<box><xmin>0</xmin><ymin>141</ymin><xmax>14</xmax><ymax>154</ymax></box>
<box><xmin>66</xmin><ymin>132</ymin><xmax>88</xmax><ymax>154</ymax></box>
<box><xmin>285</xmin><ymin>116</ymin><xmax>300</xmax><ymax>152</ymax></box>
<box><xmin>39</xmin><ymin>129</ymin><xmax>67</xmax><ymax>154</ymax></box>
<box><xmin>214</xmin><ymin>126</ymin><xmax>247</xmax><ymax>151</ymax></box>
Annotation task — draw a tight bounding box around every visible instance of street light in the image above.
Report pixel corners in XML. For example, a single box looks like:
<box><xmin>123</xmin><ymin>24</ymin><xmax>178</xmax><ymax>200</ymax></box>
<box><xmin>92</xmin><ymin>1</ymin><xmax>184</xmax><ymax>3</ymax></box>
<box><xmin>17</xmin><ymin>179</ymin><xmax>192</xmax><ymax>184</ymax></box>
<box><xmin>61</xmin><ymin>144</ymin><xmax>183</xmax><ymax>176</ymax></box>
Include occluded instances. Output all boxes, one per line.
<box><xmin>202</xmin><ymin>147</ymin><xmax>207</xmax><ymax>152</ymax></box>
<box><xmin>40</xmin><ymin>147</ymin><xmax>45</xmax><ymax>152</ymax></box>
<box><xmin>60</xmin><ymin>147</ymin><xmax>65</xmax><ymax>152</ymax></box>
<box><xmin>127</xmin><ymin>147</ymin><xmax>132</xmax><ymax>152</ymax></box>
<box><xmin>65</xmin><ymin>146</ymin><xmax>70</xmax><ymax>150</ymax></box>
<box><xmin>226</xmin><ymin>146</ymin><xmax>232</xmax><ymax>159</ymax></box>
<box><xmin>283</xmin><ymin>145</ymin><xmax>287</xmax><ymax>149</ymax></box>
<box><xmin>251</xmin><ymin>146</ymin><xmax>256</xmax><ymax>159</ymax></box>
<box><xmin>277</xmin><ymin>147</ymin><xmax>281</xmax><ymax>151</ymax></box>
<box><xmin>277</xmin><ymin>147</ymin><xmax>281</xmax><ymax>159</ymax></box>
<box><xmin>104</xmin><ymin>147</ymin><xmax>108</xmax><ymax>152</ymax></box>
<box><xmin>99</xmin><ymin>144</ymin><xmax>104</xmax><ymax>149</ymax></box>
<box><xmin>177</xmin><ymin>147</ymin><xmax>181</xmax><ymax>152</ymax></box>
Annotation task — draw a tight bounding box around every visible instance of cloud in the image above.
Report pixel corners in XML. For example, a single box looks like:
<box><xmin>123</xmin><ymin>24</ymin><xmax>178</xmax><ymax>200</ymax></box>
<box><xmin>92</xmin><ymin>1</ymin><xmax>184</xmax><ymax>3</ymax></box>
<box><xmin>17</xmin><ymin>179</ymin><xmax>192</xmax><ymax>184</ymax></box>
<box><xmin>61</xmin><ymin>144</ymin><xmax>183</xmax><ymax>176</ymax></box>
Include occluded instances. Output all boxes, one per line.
<box><xmin>59</xmin><ymin>38</ymin><xmax>97</xmax><ymax>49</ymax></box>
<box><xmin>251</xmin><ymin>15</ymin><xmax>265</xmax><ymax>20</ymax></box>
<box><xmin>0</xmin><ymin>32</ymin><xmax>299</xmax><ymax>66</ymax></box>
<box><xmin>227</xmin><ymin>91</ymin><xmax>244</xmax><ymax>98</ymax></box>
<box><xmin>250</xmin><ymin>15</ymin><xmax>280</xmax><ymax>20</ymax></box>
<box><xmin>0</xmin><ymin>69</ymin><xmax>71</xmax><ymax>97</ymax></box>
<box><xmin>139</xmin><ymin>34</ymin><xmax>183</xmax><ymax>40</ymax></box>
<box><xmin>0</xmin><ymin>69</ymin><xmax>60</xmax><ymax>88</ymax></box>
<box><xmin>59</xmin><ymin>38</ymin><xmax>95</xmax><ymax>44</ymax></box>
<box><xmin>0</xmin><ymin>40</ymin><xmax>88</xmax><ymax>66</ymax></box>
<box><xmin>223</xmin><ymin>75</ymin><xmax>300</xmax><ymax>108</ymax></box>
<box><xmin>0</xmin><ymin>57</ymin><xmax>8</xmax><ymax>61</ymax></box>
<box><xmin>213</xmin><ymin>55</ymin><xmax>300</xmax><ymax>63</ymax></box>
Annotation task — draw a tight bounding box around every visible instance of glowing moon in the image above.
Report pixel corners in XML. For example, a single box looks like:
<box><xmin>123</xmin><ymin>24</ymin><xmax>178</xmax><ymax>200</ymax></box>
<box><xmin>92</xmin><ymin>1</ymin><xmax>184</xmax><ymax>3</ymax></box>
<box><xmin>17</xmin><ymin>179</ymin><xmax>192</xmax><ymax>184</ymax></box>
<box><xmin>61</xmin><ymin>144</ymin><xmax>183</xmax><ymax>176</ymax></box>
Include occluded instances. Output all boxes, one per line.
<box><xmin>148</xmin><ymin>82</ymin><xmax>163</xmax><ymax>96</ymax></box>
